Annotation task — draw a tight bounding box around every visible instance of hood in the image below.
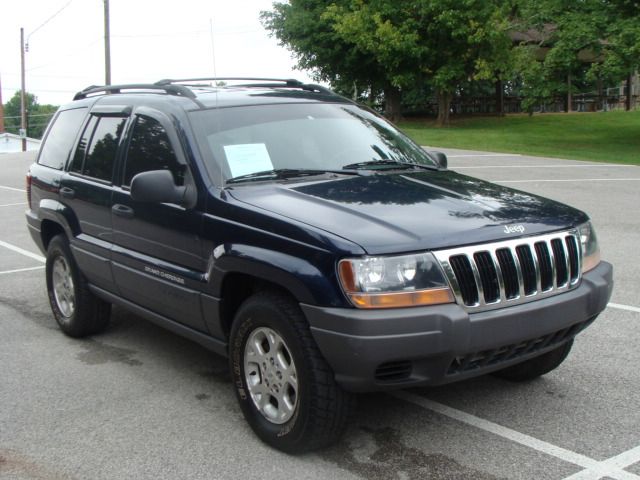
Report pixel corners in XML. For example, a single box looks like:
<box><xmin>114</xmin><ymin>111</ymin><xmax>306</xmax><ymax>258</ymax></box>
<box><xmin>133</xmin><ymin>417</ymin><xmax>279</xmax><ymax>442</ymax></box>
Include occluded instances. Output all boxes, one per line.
<box><xmin>227</xmin><ymin>171</ymin><xmax>588</xmax><ymax>254</ymax></box>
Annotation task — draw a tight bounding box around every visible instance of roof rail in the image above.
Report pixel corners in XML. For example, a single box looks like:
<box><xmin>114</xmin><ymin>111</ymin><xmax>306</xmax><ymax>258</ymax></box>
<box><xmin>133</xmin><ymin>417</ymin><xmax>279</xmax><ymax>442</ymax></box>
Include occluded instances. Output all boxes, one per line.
<box><xmin>156</xmin><ymin>77</ymin><xmax>304</xmax><ymax>86</ymax></box>
<box><xmin>73</xmin><ymin>83</ymin><xmax>196</xmax><ymax>101</ymax></box>
<box><xmin>155</xmin><ymin>77</ymin><xmax>334</xmax><ymax>94</ymax></box>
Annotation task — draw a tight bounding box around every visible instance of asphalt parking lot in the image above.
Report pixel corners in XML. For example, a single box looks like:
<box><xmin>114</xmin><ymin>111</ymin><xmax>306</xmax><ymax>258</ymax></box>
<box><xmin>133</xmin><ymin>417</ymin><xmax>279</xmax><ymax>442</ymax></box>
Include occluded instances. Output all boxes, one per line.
<box><xmin>1</xmin><ymin>149</ymin><xmax>639</xmax><ymax>480</ymax></box>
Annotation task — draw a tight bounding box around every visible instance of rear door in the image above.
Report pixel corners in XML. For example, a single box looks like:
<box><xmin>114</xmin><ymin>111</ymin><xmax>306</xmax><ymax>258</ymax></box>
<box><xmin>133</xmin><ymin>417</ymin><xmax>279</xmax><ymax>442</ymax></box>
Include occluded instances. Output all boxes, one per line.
<box><xmin>110</xmin><ymin>108</ymin><xmax>208</xmax><ymax>332</ymax></box>
<box><xmin>60</xmin><ymin>108</ymin><xmax>129</xmax><ymax>290</ymax></box>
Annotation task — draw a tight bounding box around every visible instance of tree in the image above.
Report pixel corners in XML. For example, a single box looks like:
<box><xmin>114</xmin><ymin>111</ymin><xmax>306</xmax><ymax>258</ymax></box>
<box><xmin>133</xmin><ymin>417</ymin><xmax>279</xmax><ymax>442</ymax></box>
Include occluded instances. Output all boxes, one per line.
<box><xmin>597</xmin><ymin>0</ymin><xmax>640</xmax><ymax>109</ymax></box>
<box><xmin>325</xmin><ymin>0</ymin><xmax>513</xmax><ymax>125</ymax></box>
<box><xmin>263</xmin><ymin>0</ymin><xmax>513</xmax><ymax>124</ymax></box>
<box><xmin>3</xmin><ymin>91</ymin><xmax>58</xmax><ymax>139</ymax></box>
<box><xmin>514</xmin><ymin>0</ymin><xmax>640</xmax><ymax>111</ymax></box>
<box><xmin>261</xmin><ymin>1</ymin><xmax>389</xmax><ymax>112</ymax></box>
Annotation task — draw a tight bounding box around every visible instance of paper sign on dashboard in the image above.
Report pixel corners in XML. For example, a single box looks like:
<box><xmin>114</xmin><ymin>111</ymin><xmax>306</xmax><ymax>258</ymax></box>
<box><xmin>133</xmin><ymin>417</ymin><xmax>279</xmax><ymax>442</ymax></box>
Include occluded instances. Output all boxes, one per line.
<box><xmin>224</xmin><ymin>143</ymin><xmax>273</xmax><ymax>178</ymax></box>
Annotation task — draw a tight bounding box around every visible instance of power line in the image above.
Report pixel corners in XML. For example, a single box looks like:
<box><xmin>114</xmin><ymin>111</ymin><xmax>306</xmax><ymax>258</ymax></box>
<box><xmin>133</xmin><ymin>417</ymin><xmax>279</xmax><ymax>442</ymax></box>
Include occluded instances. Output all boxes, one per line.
<box><xmin>111</xmin><ymin>30</ymin><xmax>208</xmax><ymax>38</ymax></box>
<box><xmin>26</xmin><ymin>0</ymin><xmax>74</xmax><ymax>46</ymax></box>
<box><xmin>26</xmin><ymin>38</ymin><xmax>103</xmax><ymax>71</ymax></box>
<box><xmin>4</xmin><ymin>87</ymin><xmax>77</xmax><ymax>93</ymax></box>
<box><xmin>2</xmin><ymin>114</ymin><xmax>58</xmax><ymax>119</ymax></box>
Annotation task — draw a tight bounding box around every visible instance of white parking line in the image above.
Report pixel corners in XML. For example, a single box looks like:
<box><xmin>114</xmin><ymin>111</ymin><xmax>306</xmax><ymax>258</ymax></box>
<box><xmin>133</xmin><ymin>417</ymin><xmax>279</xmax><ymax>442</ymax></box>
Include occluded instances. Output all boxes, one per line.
<box><xmin>608</xmin><ymin>303</ymin><xmax>640</xmax><ymax>314</ymax></box>
<box><xmin>447</xmin><ymin>154</ymin><xmax>522</xmax><ymax>158</ymax></box>
<box><xmin>493</xmin><ymin>178</ymin><xmax>640</xmax><ymax>184</ymax></box>
<box><xmin>0</xmin><ymin>240</ymin><xmax>45</xmax><ymax>263</ymax></box>
<box><xmin>0</xmin><ymin>266</ymin><xmax>45</xmax><ymax>275</ymax></box>
<box><xmin>0</xmin><ymin>202</ymin><xmax>27</xmax><ymax>207</ymax></box>
<box><xmin>0</xmin><ymin>185</ymin><xmax>26</xmax><ymax>193</ymax></box>
<box><xmin>561</xmin><ymin>446</ymin><xmax>640</xmax><ymax>480</ymax></box>
<box><xmin>455</xmin><ymin>165</ymin><xmax>632</xmax><ymax>169</ymax></box>
<box><xmin>392</xmin><ymin>391</ymin><xmax>640</xmax><ymax>480</ymax></box>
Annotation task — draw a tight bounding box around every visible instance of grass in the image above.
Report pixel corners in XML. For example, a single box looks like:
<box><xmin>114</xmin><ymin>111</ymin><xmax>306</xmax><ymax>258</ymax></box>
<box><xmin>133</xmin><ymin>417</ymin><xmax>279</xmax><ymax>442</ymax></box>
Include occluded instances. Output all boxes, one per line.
<box><xmin>398</xmin><ymin>110</ymin><xmax>640</xmax><ymax>165</ymax></box>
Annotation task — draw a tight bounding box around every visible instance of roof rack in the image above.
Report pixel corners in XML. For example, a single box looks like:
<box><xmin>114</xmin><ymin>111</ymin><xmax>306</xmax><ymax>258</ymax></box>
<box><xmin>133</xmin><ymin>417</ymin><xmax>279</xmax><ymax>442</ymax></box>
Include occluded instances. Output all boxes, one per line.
<box><xmin>73</xmin><ymin>83</ymin><xmax>196</xmax><ymax>101</ymax></box>
<box><xmin>155</xmin><ymin>77</ymin><xmax>334</xmax><ymax>94</ymax></box>
<box><xmin>156</xmin><ymin>77</ymin><xmax>303</xmax><ymax>86</ymax></box>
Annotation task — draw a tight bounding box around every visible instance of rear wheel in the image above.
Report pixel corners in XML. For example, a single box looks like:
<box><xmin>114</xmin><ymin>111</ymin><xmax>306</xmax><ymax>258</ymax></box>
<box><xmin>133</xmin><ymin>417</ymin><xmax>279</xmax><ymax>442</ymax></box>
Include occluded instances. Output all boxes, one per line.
<box><xmin>46</xmin><ymin>235</ymin><xmax>111</xmax><ymax>337</ymax></box>
<box><xmin>492</xmin><ymin>340</ymin><xmax>574</xmax><ymax>382</ymax></box>
<box><xmin>229</xmin><ymin>291</ymin><xmax>353</xmax><ymax>453</ymax></box>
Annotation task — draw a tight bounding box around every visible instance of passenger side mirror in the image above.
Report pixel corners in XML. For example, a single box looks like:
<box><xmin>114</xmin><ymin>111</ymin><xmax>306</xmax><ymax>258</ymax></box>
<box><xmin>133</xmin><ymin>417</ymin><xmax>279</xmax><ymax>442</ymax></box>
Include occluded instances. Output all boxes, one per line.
<box><xmin>429</xmin><ymin>151</ymin><xmax>448</xmax><ymax>170</ymax></box>
<box><xmin>130</xmin><ymin>170</ymin><xmax>187</xmax><ymax>205</ymax></box>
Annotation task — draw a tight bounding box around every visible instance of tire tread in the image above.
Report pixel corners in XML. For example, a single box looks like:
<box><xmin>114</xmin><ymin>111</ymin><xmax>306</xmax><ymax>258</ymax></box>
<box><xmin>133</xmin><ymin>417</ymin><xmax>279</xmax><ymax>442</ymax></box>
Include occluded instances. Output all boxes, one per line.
<box><xmin>46</xmin><ymin>235</ymin><xmax>110</xmax><ymax>337</ymax></box>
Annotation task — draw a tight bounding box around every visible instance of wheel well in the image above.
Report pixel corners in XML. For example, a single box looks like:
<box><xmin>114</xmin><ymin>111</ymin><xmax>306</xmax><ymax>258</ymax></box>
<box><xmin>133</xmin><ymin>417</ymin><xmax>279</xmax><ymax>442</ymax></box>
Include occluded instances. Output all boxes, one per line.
<box><xmin>41</xmin><ymin>220</ymin><xmax>66</xmax><ymax>250</ymax></box>
<box><xmin>219</xmin><ymin>273</ymin><xmax>297</xmax><ymax>338</ymax></box>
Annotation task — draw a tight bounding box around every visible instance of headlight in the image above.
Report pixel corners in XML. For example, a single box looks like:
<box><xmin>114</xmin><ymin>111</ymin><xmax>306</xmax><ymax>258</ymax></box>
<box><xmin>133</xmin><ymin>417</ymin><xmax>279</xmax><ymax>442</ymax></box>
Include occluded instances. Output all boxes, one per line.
<box><xmin>338</xmin><ymin>253</ymin><xmax>454</xmax><ymax>308</ymax></box>
<box><xmin>578</xmin><ymin>222</ymin><xmax>600</xmax><ymax>273</ymax></box>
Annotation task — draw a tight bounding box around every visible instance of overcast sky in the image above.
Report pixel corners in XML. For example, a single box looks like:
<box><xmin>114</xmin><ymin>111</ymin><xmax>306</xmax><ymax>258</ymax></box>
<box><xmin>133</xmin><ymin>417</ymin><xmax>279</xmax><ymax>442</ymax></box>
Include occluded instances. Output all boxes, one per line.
<box><xmin>0</xmin><ymin>0</ymin><xmax>314</xmax><ymax>106</ymax></box>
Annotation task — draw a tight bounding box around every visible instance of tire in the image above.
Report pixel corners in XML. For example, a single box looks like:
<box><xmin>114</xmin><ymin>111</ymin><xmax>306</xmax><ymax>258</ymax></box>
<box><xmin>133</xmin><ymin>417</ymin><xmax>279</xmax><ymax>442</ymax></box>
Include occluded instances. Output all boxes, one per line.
<box><xmin>45</xmin><ymin>234</ymin><xmax>111</xmax><ymax>338</ymax></box>
<box><xmin>492</xmin><ymin>340</ymin><xmax>574</xmax><ymax>382</ymax></box>
<box><xmin>229</xmin><ymin>291</ymin><xmax>353</xmax><ymax>453</ymax></box>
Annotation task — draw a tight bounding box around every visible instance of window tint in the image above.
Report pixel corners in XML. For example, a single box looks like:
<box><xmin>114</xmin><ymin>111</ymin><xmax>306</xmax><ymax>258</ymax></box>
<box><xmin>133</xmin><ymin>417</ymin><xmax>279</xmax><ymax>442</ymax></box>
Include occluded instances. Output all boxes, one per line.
<box><xmin>69</xmin><ymin>116</ymin><xmax>98</xmax><ymax>174</ymax></box>
<box><xmin>82</xmin><ymin>116</ymin><xmax>126</xmax><ymax>182</ymax></box>
<box><xmin>38</xmin><ymin>108</ymin><xmax>87</xmax><ymax>170</ymax></box>
<box><xmin>124</xmin><ymin>115</ymin><xmax>184</xmax><ymax>186</ymax></box>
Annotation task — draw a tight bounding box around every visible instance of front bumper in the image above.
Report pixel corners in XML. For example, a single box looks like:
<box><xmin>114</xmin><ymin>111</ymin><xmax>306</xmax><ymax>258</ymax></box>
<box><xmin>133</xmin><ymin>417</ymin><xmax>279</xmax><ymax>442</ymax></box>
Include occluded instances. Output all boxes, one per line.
<box><xmin>302</xmin><ymin>261</ymin><xmax>613</xmax><ymax>392</ymax></box>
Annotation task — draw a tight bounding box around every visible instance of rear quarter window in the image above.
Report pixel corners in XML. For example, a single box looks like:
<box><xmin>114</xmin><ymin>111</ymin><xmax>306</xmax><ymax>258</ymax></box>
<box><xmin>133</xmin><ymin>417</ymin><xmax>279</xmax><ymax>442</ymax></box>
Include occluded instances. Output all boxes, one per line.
<box><xmin>37</xmin><ymin>108</ymin><xmax>87</xmax><ymax>170</ymax></box>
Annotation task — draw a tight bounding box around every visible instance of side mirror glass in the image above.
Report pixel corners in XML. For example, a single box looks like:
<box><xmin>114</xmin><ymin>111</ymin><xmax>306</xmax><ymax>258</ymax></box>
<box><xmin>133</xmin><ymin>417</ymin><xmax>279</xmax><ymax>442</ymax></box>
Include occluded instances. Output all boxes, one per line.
<box><xmin>130</xmin><ymin>170</ymin><xmax>186</xmax><ymax>205</ymax></box>
<box><xmin>429</xmin><ymin>151</ymin><xmax>448</xmax><ymax>170</ymax></box>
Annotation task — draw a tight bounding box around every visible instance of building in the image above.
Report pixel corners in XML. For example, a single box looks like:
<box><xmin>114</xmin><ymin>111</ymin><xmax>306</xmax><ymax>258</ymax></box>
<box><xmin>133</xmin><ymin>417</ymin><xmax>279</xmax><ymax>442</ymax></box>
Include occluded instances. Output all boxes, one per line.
<box><xmin>0</xmin><ymin>132</ymin><xmax>41</xmax><ymax>154</ymax></box>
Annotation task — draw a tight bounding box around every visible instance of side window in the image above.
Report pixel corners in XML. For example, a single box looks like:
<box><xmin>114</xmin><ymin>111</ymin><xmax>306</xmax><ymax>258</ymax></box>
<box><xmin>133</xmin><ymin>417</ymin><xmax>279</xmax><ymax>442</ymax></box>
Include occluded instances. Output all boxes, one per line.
<box><xmin>77</xmin><ymin>116</ymin><xmax>127</xmax><ymax>182</ymax></box>
<box><xmin>123</xmin><ymin>115</ymin><xmax>185</xmax><ymax>187</ymax></box>
<box><xmin>84</xmin><ymin>117</ymin><xmax>127</xmax><ymax>181</ymax></box>
<box><xmin>38</xmin><ymin>108</ymin><xmax>87</xmax><ymax>170</ymax></box>
<box><xmin>69</xmin><ymin>116</ymin><xmax>98</xmax><ymax>174</ymax></box>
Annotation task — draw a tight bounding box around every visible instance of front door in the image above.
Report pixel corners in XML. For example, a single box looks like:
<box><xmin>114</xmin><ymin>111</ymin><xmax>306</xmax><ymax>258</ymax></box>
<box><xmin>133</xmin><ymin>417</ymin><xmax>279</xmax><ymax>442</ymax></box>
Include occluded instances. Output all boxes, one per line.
<box><xmin>110</xmin><ymin>109</ymin><xmax>208</xmax><ymax>332</ymax></box>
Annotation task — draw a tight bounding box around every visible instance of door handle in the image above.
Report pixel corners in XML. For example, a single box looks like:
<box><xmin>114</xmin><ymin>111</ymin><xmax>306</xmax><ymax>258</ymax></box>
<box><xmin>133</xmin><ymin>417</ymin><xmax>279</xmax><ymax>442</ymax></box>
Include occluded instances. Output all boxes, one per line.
<box><xmin>112</xmin><ymin>204</ymin><xmax>135</xmax><ymax>219</ymax></box>
<box><xmin>59</xmin><ymin>187</ymin><xmax>75</xmax><ymax>199</ymax></box>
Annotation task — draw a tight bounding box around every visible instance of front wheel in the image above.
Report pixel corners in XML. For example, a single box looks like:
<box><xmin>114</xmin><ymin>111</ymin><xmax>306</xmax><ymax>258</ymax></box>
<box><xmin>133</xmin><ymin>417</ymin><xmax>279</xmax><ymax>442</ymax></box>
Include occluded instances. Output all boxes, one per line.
<box><xmin>229</xmin><ymin>291</ymin><xmax>352</xmax><ymax>453</ymax></box>
<box><xmin>492</xmin><ymin>340</ymin><xmax>574</xmax><ymax>382</ymax></box>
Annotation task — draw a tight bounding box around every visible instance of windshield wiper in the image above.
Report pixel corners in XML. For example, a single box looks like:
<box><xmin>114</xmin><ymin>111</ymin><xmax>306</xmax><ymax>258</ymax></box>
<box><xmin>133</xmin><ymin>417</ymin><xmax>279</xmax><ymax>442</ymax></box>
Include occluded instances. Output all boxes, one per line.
<box><xmin>341</xmin><ymin>159</ymin><xmax>436</xmax><ymax>171</ymax></box>
<box><xmin>226</xmin><ymin>168</ymin><xmax>362</xmax><ymax>184</ymax></box>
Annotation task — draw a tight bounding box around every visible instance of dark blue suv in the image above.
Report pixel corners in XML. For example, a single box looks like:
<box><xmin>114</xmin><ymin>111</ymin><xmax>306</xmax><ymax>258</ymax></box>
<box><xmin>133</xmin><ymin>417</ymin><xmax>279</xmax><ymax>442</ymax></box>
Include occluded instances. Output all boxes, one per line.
<box><xmin>26</xmin><ymin>78</ymin><xmax>613</xmax><ymax>453</ymax></box>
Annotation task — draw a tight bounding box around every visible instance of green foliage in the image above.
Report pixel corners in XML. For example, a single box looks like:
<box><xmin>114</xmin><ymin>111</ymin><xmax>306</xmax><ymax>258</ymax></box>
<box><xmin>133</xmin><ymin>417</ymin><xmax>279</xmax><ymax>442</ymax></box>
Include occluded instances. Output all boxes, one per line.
<box><xmin>261</xmin><ymin>0</ymin><xmax>383</xmax><ymax>90</ymax></box>
<box><xmin>3</xmin><ymin>90</ymin><xmax>58</xmax><ymax>139</ymax></box>
<box><xmin>263</xmin><ymin>1</ymin><xmax>639</xmax><ymax>119</ymax></box>
<box><xmin>514</xmin><ymin>0</ymin><xmax>640</xmax><ymax>107</ymax></box>
<box><xmin>262</xmin><ymin>0</ymin><xmax>513</xmax><ymax>123</ymax></box>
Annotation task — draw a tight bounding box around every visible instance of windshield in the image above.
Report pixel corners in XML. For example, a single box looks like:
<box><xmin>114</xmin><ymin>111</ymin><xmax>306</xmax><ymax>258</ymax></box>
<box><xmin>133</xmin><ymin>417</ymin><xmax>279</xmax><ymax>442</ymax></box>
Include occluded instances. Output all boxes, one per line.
<box><xmin>188</xmin><ymin>103</ymin><xmax>437</xmax><ymax>184</ymax></box>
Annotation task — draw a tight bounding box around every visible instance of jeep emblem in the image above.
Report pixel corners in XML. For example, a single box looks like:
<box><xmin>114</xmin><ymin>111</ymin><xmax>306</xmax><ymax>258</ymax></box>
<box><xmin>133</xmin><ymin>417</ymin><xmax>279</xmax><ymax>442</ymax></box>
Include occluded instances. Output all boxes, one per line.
<box><xmin>504</xmin><ymin>224</ymin><xmax>526</xmax><ymax>234</ymax></box>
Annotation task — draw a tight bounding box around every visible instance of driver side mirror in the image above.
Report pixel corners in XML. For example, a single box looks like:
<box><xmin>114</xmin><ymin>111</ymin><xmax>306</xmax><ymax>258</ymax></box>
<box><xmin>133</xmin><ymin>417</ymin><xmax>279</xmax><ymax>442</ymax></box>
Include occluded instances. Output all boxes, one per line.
<box><xmin>429</xmin><ymin>151</ymin><xmax>448</xmax><ymax>170</ymax></box>
<box><xmin>130</xmin><ymin>170</ymin><xmax>188</xmax><ymax>205</ymax></box>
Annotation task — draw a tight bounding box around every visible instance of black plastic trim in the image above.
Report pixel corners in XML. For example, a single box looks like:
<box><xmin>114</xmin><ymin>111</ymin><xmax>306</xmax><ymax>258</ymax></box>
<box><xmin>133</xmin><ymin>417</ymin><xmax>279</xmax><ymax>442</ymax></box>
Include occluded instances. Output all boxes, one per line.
<box><xmin>89</xmin><ymin>284</ymin><xmax>227</xmax><ymax>356</ymax></box>
<box><xmin>302</xmin><ymin>261</ymin><xmax>613</xmax><ymax>392</ymax></box>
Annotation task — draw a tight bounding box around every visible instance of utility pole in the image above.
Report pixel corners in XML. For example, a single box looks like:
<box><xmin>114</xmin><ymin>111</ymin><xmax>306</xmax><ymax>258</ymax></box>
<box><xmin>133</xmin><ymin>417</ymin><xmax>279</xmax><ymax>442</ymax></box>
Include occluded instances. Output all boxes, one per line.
<box><xmin>0</xmin><ymin>73</ymin><xmax>5</xmax><ymax>133</ymax></box>
<box><xmin>20</xmin><ymin>27</ymin><xmax>27</xmax><ymax>152</ymax></box>
<box><xmin>104</xmin><ymin>0</ymin><xmax>111</xmax><ymax>85</ymax></box>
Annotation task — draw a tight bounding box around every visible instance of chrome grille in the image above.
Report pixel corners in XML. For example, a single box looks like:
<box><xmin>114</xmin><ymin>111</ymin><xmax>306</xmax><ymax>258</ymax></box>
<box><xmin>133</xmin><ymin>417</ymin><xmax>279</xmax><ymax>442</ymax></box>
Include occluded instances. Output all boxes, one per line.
<box><xmin>433</xmin><ymin>230</ymin><xmax>581</xmax><ymax>312</ymax></box>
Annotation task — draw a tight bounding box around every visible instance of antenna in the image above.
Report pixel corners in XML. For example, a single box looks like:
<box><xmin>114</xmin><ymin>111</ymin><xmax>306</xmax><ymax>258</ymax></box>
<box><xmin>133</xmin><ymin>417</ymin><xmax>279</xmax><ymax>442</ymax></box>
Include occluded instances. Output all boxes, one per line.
<box><xmin>209</xmin><ymin>18</ymin><xmax>217</xmax><ymax>80</ymax></box>
<box><xmin>209</xmin><ymin>17</ymin><xmax>223</xmax><ymax>189</ymax></box>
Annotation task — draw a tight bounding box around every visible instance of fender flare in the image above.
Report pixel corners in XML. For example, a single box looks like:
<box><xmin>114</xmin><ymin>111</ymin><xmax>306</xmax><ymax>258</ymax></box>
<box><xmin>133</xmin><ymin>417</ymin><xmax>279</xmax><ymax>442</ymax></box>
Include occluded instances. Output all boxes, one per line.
<box><xmin>37</xmin><ymin>198</ymin><xmax>80</xmax><ymax>244</ymax></box>
<box><xmin>209</xmin><ymin>244</ymin><xmax>344</xmax><ymax>306</ymax></box>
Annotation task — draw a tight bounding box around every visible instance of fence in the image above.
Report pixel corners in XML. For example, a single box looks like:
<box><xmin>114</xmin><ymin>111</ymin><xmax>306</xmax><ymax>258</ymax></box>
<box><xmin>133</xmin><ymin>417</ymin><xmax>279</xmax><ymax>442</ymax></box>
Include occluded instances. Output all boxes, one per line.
<box><xmin>403</xmin><ymin>91</ymin><xmax>637</xmax><ymax>117</ymax></box>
